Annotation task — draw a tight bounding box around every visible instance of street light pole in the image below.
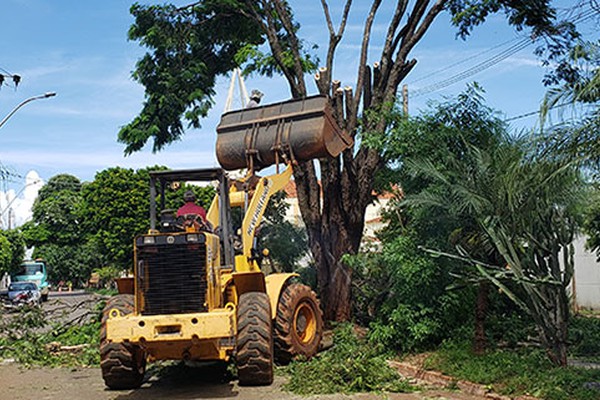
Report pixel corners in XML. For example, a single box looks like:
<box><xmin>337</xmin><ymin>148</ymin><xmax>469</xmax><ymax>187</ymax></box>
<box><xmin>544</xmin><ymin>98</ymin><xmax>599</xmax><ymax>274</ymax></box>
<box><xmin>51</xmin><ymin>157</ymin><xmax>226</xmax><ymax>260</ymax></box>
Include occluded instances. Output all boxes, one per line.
<box><xmin>0</xmin><ymin>92</ymin><xmax>57</xmax><ymax>129</ymax></box>
<box><xmin>0</xmin><ymin>178</ymin><xmax>42</xmax><ymax>229</ymax></box>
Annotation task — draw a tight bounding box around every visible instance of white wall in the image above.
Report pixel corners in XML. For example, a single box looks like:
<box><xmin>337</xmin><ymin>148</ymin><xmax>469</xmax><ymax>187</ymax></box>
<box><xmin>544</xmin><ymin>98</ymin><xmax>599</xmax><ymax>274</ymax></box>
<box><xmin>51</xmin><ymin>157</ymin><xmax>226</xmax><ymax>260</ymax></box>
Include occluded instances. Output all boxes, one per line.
<box><xmin>572</xmin><ymin>235</ymin><xmax>600</xmax><ymax>311</ymax></box>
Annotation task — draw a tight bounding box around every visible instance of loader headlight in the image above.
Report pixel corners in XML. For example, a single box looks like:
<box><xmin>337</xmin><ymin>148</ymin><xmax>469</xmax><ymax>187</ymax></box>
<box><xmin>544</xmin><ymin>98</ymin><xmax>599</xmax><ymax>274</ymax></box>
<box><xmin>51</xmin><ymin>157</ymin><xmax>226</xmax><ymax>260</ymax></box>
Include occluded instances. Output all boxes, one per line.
<box><xmin>186</xmin><ymin>234</ymin><xmax>199</xmax><ymax>242</ymax></box>
<box><xmin>143</xmin><ymin>236</ymin><xmax>156</xmax><ymax>244</ymax></box>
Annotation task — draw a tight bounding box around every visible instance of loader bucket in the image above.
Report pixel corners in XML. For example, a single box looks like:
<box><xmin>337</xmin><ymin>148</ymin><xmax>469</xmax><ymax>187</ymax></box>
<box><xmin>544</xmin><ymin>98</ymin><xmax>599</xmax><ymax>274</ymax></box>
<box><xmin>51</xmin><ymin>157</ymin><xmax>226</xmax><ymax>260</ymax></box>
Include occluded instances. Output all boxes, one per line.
<box><xmin>216</xmin><ymin>95</ymin><xmax>353</xmax><ymax>171</ymax></box>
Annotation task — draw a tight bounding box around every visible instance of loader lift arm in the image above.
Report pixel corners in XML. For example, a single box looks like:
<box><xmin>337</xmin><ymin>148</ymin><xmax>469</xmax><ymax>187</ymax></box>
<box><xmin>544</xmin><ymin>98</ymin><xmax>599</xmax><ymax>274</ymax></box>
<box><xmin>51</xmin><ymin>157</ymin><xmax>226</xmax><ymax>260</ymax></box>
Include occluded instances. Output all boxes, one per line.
<box><xmin>239</xmin><ymin>165</ymin><xmax>293</xmax><ymax>271</ymax></box>
<box><xmin>206</xmin><ymin>165</ymin><xmax>293</xmax><ymax>273</ymax></box>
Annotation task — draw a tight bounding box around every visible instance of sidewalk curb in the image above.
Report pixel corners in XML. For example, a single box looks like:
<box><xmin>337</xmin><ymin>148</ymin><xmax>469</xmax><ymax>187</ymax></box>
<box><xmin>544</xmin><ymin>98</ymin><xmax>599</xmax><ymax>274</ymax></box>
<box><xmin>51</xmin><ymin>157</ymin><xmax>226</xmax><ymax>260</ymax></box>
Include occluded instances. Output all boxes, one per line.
<box><xmin>387</xmin><ymin>360</ymin><xmax>538</xmax><ymax>400</ymax></box>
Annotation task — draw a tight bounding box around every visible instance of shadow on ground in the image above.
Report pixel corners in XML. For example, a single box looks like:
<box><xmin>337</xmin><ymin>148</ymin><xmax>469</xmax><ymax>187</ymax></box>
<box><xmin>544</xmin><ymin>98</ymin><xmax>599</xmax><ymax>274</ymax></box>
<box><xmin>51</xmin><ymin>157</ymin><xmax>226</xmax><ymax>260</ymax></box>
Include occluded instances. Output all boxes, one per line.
<box><xmin>114</xmin><ymin>362</ymin><xmax>240</xmax><ymax>400</ymax></box>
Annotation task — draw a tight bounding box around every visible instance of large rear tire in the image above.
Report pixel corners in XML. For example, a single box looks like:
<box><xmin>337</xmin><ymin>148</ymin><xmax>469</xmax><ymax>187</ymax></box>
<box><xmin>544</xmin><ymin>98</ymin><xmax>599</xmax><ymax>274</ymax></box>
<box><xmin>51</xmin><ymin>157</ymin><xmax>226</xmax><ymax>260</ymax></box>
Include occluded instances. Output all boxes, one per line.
<box><xmin>274</xmin><ymin>283</ymin><xmax>323</xmax><ymax>364</ymax></box>
<box><xmin>236</xmin><ymin>292</ymin><xmax>274</xmax><ymax>386</ymax></box>
<box><xmin>100</xmin><ymin>294</ymin><xmax>146</xmax><ymax>390</ymax></box>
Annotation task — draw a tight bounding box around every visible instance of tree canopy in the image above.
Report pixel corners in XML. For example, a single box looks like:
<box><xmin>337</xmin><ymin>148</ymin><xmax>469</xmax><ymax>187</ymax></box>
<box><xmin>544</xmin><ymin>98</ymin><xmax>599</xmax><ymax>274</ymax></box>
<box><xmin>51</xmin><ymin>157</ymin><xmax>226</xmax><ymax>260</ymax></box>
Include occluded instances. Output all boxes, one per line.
<box><xmin>119</xmin><ymin>1</ymin><xmax>265</xmax><ymax>154</ymax></box>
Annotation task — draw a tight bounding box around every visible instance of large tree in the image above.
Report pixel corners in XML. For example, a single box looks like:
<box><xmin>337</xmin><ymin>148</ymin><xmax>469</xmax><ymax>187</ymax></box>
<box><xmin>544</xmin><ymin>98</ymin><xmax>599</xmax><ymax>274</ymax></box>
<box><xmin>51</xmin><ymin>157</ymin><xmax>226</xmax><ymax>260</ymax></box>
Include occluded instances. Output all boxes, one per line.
<box><xmin>80</xmin><ymin>167</ymin><xmax>153</xmax><ymax>270</ymax></box>
<box><xmin>371</xmin><ymin>84</ymin><xmax>508</xmax><ymax>354</ymax></box>
<box><xmin>409</xmin><ymin>139</ymin><xmax>584</xmax><ymax>366</ymax></box>
<box><xmin>121</xmin><ymin>0</ymin><xmax>578</xmax><ymax>321</ymax></box>
<box><xmin>21</xmin><ymin>174</ymin><xmax>99</xmax><ymax>285</ymax></box>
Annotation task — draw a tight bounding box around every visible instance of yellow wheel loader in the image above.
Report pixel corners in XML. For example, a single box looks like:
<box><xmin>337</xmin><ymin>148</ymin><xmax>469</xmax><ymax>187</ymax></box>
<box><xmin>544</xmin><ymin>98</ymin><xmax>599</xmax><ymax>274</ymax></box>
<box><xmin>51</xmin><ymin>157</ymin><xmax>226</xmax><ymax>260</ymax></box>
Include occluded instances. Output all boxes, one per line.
<box><xmin>100</xmin><ymin>95</ymin><xmax>352</xmax><ymax>389</ymax></box>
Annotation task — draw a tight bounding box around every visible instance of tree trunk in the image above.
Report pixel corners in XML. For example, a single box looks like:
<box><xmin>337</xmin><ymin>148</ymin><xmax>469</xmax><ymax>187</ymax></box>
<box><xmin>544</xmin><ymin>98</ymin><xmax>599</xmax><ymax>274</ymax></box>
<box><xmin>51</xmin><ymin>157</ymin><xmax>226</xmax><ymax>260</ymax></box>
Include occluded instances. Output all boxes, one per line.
<box><xmin>293</xmin><ymin>157</ymin><xmax>370</xmax><ymax>322</ymax></box>
<box><xmin>473</xmin><ymin>282</ymin><xmax>488</xmax><ymax>355</ymax></box>
<box><xmin>536</xmin><ymin>285</ymin><xmax>570</xmax><ymax>366</ymax></box>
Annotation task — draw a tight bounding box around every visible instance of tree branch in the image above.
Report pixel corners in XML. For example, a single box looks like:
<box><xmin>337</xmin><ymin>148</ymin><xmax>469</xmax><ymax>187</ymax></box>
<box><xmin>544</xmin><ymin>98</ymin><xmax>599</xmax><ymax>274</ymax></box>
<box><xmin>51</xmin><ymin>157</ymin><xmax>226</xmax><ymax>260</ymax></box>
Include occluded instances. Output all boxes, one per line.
<box><xmin>402</xmin><ymin>0</ymin><xmax>430</xmax><ymax>47</ymax></box>
<box><xmin>378</xmin><ymin>1</ymin><xmax>409</xmax><ymax>96</ymax></box>
<box><xmin>245</xmin><ymin>0</ymin><xmax>304</xmax><ymax>96</ymax></box>
<box><xmin>175</xmin><ymin>2</ymin><xmax>202</xmax><ymax>12</ymax></box>
<box><xmin>321</xmin><ymin>0</ymin><xmax>353</xmax><ymax>90</ymax></box>
<box><xmin>270</xmin><ymin>0</ymin><xmax>308</xmax><ymax>96</ymax></box>
<box><xmin>399</xmin><ymin>0</ymin><xmax>447</xmax><ymax>62</ymax></box>
<box><xmin>350</xmin><ymin>0</ymin><xmax>383</xmax><ymax>133</ymax></box>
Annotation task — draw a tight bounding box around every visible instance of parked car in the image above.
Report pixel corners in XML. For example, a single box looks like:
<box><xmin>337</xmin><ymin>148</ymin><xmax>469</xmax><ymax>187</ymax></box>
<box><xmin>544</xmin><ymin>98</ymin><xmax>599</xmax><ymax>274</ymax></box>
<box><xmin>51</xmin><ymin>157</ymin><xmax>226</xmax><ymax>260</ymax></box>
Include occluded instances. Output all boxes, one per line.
<box><xmin>12</xmin><ymin>259</ymin><xmax>50</xmax><ymax>301</ymax></box>
<box><xmin>7</xmin><ymin>281</ymin><xmax>42</xmax><ymax>305</ymax></box>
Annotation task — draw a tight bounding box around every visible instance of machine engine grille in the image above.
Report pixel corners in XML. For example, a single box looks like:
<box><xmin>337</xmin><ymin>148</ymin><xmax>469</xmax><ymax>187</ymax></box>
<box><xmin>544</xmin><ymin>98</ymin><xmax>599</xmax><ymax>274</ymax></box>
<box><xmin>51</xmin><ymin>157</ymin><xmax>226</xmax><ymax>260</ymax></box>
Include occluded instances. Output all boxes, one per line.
<box><xmin>136</xmin><ymin>238</ymin><xmax>207</xmax><ymax>316</ymax></box>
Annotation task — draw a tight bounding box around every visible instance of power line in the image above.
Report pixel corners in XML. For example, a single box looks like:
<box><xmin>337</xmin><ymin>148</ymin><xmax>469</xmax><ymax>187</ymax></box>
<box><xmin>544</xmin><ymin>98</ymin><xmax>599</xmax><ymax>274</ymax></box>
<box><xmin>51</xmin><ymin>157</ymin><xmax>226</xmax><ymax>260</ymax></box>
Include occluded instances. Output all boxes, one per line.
<box><xmin>504</xmin><ymin>102</ymin><xmax>572</xmax><ymax>122</ymax></box>
<box><xmin>411</xmin><ymin>38</ymin><xmax>532</xmax><ymax>98</ymax></box>
<box><xmin>408</xmin><ymin>36</ymin><xmax>525</xmax><ymax>85</ymax></box>
<box><xmin>0</xmin><ymin>163</ymin><xmax>23</xmax><ymax>186</ymax></box>
<box><xmin>408</xmin><ymin>5</ymin><xmax>600</xmax><ymax>99</ymax></box>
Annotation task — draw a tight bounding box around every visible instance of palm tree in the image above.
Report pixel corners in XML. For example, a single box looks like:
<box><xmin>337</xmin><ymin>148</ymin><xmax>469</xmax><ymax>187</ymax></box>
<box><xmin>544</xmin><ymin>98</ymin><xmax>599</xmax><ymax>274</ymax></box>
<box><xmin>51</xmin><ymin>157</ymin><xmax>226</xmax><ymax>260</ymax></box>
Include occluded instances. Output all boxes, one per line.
<box><xmin>541</xmin><ymin>41</ymin><xmax>600</xmax><ymax>168</ymax></box>
<box><xmin>405</xmin><ymin>136</ymin><xmax>585</xmax><ymax>366</ymax></box>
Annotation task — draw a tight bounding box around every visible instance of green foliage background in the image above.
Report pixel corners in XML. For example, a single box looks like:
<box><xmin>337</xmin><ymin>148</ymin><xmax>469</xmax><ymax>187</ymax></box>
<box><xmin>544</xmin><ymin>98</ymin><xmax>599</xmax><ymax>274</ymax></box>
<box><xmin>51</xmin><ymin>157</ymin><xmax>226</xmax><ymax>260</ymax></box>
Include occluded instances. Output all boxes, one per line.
<box><xmin>20</xmin><ymin>166</ymin><xmax>217</xmax><ymax>285</ymax></box>
<box><xmin>349</xmin><ymin>85</ymin><xmax>585</xmax><ymax>364</ymax></box>
<box><xmin>347</xmin><ymin>235</ymin><xmax>472</xmax><ymax>353</ymax></box>
<box><xmin>0</xmin><ymin>229</ymin><xmax>25</xmax><ymax>276</ymax></box>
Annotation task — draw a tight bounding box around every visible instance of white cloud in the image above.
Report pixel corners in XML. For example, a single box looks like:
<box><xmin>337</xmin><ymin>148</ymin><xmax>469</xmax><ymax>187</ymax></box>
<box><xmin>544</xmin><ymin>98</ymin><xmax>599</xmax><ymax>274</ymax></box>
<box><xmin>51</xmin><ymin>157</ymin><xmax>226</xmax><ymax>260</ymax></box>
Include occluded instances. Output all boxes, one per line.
<box><xmin>0</xmin><ymin>170</ymin><xmax>43</xmax><ymax>228</ymax></box>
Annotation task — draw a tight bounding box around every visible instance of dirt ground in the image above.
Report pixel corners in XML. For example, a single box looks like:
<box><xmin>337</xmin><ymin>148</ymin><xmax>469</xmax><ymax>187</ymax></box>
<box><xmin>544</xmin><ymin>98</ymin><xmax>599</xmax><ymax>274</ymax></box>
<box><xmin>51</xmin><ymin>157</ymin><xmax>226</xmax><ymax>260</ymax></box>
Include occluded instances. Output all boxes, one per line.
<box><xmin>1</xmin><ymin>292</ymin><xmax>489</xmax><ymax>399</ymax></box>
<box><xmin>0</xmin><ymin>361</ymin><xmax>489</xmax><ymax>400</ymax></box>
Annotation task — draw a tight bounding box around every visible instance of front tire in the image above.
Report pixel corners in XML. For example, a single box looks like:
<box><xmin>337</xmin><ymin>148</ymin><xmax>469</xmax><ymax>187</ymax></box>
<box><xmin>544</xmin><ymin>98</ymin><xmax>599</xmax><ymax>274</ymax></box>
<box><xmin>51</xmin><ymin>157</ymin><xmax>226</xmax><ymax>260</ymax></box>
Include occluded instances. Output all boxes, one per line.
<box><xmin>100</xmin><ymin>294</ymin><xmax>146</xmax><ymax>390</ymax></box>
<box><xmin>274</xmin><ymin>283</ymin><xmax>323</xmax><ymax>364</ymax></box>
<box><xmin>236</xmin><ymin>292</ymin><xmax>274</xmax><ymax>386</ymax></box>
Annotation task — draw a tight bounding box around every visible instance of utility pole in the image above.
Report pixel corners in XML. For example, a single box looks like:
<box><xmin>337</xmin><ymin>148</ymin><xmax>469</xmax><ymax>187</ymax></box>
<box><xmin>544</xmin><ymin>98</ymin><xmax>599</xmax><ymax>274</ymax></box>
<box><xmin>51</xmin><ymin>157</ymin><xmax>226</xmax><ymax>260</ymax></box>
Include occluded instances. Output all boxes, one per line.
<box><xmin>7</xmin><ymin>207</ymin><xmax>13</xmax><ymax>230</ymax></box>
<box><xmin>402</xmin><ymin>84</ymin><xmax>409</xmax><ymax>116</ymax></box>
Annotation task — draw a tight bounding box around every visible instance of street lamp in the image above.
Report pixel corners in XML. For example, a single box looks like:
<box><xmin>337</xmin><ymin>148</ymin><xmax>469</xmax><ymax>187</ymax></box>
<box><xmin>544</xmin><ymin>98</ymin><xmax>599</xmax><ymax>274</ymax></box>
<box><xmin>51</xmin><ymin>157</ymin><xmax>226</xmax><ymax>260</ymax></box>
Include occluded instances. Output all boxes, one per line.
<box><xmin>0</xmin><ymin>178</ymin><xmax>43</xmax><ymax>229</ymax></box>
<box><xmin>0</xmin><ymin>92</ymin><xmax>57</xmax><ymax>129</ymax></box>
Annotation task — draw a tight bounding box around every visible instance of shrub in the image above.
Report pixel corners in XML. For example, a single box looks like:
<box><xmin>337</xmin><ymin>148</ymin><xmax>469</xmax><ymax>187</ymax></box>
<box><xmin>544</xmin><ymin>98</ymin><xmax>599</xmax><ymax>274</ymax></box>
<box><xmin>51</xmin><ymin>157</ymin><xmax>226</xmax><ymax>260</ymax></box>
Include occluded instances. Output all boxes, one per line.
<box><xmin>284</xmin><ymin>324</ymin><xmax>413</xmax><ymax>394</ymax></box>
<box><xmin>347</xmin><ymin>235</ymin><xmax>474</xmax><ymax>352</ymax></box>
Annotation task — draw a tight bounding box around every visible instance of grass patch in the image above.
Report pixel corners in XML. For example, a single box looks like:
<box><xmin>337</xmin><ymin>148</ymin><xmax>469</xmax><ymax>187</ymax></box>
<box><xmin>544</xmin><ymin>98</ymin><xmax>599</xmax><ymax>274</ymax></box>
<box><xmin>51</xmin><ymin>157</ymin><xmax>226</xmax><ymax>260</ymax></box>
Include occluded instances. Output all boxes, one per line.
<box><xmin>424</xmin><ymin>340</ymin><xmax>600</xmax><ymax>400</ymax></box>
<box><xmin>283</xmin><ymin>323</ymin><xmax>414</xmax><ymax>395</ymax></box>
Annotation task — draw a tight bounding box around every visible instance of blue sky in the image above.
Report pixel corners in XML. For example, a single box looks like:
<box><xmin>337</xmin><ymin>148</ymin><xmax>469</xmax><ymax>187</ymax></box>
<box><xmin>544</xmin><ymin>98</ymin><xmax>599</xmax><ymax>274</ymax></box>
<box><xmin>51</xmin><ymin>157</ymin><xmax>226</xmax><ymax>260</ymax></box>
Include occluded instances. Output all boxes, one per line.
<box><xmin>0</xmin><ymin>0</ymin><xmax>591</xmax><ymax>198</ymax></box>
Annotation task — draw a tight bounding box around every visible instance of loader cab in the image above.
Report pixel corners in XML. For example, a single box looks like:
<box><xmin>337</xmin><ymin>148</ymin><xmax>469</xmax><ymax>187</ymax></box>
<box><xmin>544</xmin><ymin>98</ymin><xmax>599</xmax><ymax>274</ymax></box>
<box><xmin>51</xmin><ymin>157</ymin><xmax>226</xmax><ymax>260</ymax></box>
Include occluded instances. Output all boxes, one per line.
<box><xmin>148</xmin><ymin>168</ymin><xmax>235</xmax><ymax>269</ymax></box>
<box><xmin>127</xmin><ymin>168</ymin><xmax>238</xmax><ymax>316</ymax></box>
